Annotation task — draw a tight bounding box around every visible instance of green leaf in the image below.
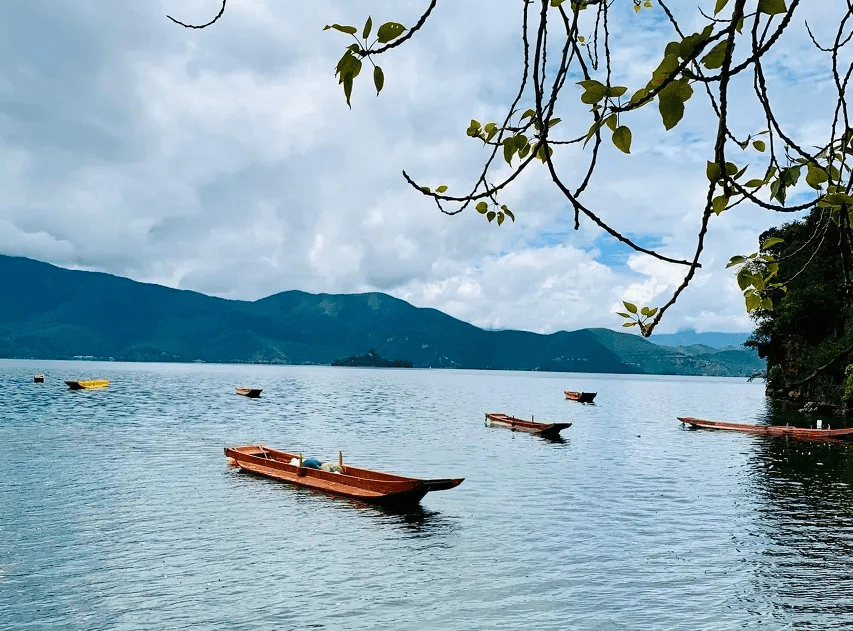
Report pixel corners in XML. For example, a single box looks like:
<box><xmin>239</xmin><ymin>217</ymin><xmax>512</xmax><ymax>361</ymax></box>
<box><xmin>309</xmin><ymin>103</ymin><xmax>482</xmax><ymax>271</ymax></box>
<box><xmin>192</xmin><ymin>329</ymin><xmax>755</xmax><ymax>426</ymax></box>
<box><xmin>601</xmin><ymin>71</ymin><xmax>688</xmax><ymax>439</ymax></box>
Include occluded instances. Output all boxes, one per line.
<box><xmin>362</xmin><ymin>16</ymin><xmax>372</xmax><ymax>39</ymax></box>
<box><xmin>435</xmin><ymin>185</ymin><xmax>448</xmax><ymax>194</ymax></box>
<box><xmin>745</xmin><ymin>292</ymin><xmax>761</xmax><ymax>312</ymax></box>
<box><xmin>649</xmin><ymin>54</ymin><xmax>680</xmax><ymax>89</ymax></box>
<box><xmin>726</xmin><ymin>255</ymin><xmax>745</xmax><ymax>268</ymax></box>
<box><xmin>580</xmin><ymin>84</ymin><xmax>607</xmax><ymax>105</ymax></box>
<box><xmin>377</xmin><ymin>22</ymin><xmax>406</xmax><ymax>43</ymax></box>
<box><xmin>757</xmin><ymin>0</ymin><xmax>787</xmax><ymax>16</ymax></box>
<box><xmin>342</xmin><ymin>72</ymin><xmax>354</xmax><ymax>108</ymax></box>
<box><xmin>623</xmin><ymin>301</ymin><xmax>638</xmax><ymax>314</ymax></box>
<box><xmin>744</xmin><ymin>178</ymin><xmax>765</xmax><ymax>188</ymax></box>
<box><xmin>612</xmin><ymin>126</ymin><xmax>632</xmax><ymax>154</ymax></box>
<box><xmin>497</xmin><ymin>212</ymin><xmax>505</xmax><ymax>226</ymax></box>
<box><xmin>714</xmin><ymin>0</ymin><xmax>730</xmax><ymax>14</ymax></box>
<box><xmin>737</xmin><ymin>269</ymin><xmax>753</xmax><ymax>291</ymax></box>
<box><xmin>712</xmin><ymin>195</ymin><xmax>729</xmax><ymax>215</ymax></box>
<box><xmin>706</xmin><ymin>161</ymin><xmax>722</xmax><ymax>182</ymax></box>
<box><xmin>604</xmin><ymin>114</ymin><xmax>618</xmax><ymax>131</ymax></box>
<box><xmin>503</xmin><ymin>207</ymin><xmax>515</xmax><ymax>221</ymax></box>
<box><xmin>805</xmin><ymin>165</ymin><xmax>829</xmax><ymax>189</ymax></box>
<box><xmin>486</xmin><ymin>211</ymin><xmax>496</xmax><ymax>222</ymax></box>
<box><xmin>658</xmin><ymin>83</ymin><xmax>687</xmax><ymax>130</ymax></box>
<box><xmin>753</xmin><ymin>140</ymin><xmax>766</xmax><ymax>152</ymax></box>
<box><xmin>476</xmin><ymin>201</ymin><xmax>489</xmax><ymax>213</ymax></box>
<box><xmin>373</xmin><ymin>65</ymin><xmax>384</xmax><ymax>95</ymax></box>
<box><xmin>503</xmin><ymin>138</ymin><xmax>516</xmax><ymax>164</ymax></box>
<box><xmin>605</xmin><ymin>86</ymin><xmax>628</xmax><ymax>98</ymax></box>
<box><xmin>623</xmin><ymin>322</ymin><xmax>637</xmax><ymax>328</ymax></box>
<box><xmin>761</xmin><ymin>297</ymin><xmax>773</xmax><ymax>310</ymax></box>
<box><xmin>701</xmin><ymin>41</ymin><xmax>729</xmax><ymax>70</ymax></box>
<box><xmin>324</xmin><ymin>24</ymin><xmax>358</xmax><ymax>35</ymax></box>
<box><xmin>617</xmin><ymin>312</ymin><xmax>632</xmax><ymax>318</ymax></box>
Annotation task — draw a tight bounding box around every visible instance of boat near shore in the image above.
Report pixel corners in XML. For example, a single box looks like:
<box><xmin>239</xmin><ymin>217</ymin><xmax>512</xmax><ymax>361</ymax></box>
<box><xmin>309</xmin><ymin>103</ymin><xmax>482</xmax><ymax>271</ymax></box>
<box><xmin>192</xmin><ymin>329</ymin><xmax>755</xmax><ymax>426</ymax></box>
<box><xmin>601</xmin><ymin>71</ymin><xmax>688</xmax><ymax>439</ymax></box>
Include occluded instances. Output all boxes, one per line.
<box><xmin>678</xmin><ymin>416</ymin><xmax>853</xmax><ymax>443</ymax></box>
<box><xmin>224</xmin><ymin>445</ymin><xmax>464</xmax><ymax>507</ymax></box>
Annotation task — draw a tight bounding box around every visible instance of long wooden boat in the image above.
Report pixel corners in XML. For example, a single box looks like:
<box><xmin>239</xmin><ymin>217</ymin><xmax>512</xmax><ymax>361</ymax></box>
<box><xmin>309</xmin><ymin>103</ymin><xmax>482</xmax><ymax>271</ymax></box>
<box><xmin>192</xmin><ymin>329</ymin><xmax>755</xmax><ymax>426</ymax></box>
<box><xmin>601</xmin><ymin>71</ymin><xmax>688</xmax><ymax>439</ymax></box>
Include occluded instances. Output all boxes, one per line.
<box><xmin>33</xmin><ymin>373</ymin><xmax>45</xmax><ymax>383</ymax></box>
<box><xmin>65</xmin><ymin>379</ymin><xmax>110</xmax><ymax>390</ymax></box>
<box><xmin>235</xmin><ymin>386</ymin><xmax>262</xmax><ymax>398</ymax></box>
<box><xmin>485</xmin><ymin>412</ymin><xmax>571</xmax><ymax>439</ymax></box>
<box><xmin>224</xmin><ymin>445</ymin><xmax>464</xmax><ymax>507</ymax></box>
<box><xmin>678</xmin><ymin>417</ymin><xmax>853</xmax><ymax>442</ymax></box>
<box><xmin>564</xmin><ymin>390</ymin><xmax>596</xmax><ymax>403</ymax></box>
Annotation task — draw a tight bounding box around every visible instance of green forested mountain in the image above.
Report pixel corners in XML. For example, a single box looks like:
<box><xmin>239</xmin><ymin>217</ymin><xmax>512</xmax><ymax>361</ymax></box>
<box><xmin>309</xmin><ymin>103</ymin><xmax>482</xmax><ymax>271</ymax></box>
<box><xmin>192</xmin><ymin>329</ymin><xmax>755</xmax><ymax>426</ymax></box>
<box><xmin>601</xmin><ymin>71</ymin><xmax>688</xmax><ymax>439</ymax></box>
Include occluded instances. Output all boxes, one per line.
<box><xmin>0</xmin><ymin>255</ymin><xmax>763</xmax><ymax>376</ymax></box>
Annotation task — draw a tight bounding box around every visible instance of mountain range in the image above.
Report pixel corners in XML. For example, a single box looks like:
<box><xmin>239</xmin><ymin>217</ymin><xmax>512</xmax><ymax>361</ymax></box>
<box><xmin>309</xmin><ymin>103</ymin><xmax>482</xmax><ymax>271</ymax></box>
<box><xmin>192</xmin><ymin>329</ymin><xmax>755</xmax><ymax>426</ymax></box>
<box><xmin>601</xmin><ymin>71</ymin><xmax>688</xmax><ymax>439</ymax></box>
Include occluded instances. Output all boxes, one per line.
<box><xmin>0</xmin><ymin>255</ymin><xmax>763</xmax><ymax>377</ymax></box>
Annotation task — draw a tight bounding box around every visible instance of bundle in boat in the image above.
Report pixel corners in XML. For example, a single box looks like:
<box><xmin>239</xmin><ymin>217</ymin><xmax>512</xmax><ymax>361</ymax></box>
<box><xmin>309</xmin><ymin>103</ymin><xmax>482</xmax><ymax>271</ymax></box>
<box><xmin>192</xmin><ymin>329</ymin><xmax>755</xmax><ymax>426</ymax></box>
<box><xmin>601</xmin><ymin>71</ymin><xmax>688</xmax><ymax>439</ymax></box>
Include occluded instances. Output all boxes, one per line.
<box><xmin>485</xmin><ymin>413</ymin><xmax>571</xmax><ymax>439</ymax></box>
<box><xmin>224</xmin><ymin>445</ymin><xmax>463</xmax><ymax>507</ymax></box>
<box><xmin>678</xmin><ymin>416</ymin><xmax>853</xmax><ymax>443</ymax></box>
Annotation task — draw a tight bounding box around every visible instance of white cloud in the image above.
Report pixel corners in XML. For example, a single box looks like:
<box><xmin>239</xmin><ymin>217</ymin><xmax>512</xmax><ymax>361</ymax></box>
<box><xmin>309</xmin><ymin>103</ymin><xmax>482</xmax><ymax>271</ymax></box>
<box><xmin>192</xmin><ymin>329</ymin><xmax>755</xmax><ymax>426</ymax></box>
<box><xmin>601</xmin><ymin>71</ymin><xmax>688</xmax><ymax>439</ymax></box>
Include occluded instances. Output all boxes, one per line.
<box><xmin>0</xmin><ymin>0</ymin><xmax>837</xmax><ymax>336</ymax></box>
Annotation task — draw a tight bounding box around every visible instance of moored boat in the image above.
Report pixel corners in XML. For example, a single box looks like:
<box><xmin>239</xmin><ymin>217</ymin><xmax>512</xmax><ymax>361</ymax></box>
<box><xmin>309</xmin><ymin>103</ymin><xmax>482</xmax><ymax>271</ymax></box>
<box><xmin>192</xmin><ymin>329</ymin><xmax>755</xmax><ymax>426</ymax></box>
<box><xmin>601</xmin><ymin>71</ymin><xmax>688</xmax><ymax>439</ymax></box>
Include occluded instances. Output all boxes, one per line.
<box><xmin>678</xmin><ymin>416</ymin><xmax>853</xmax><ymax>442</ymax></box>
<box><xmin>485</xmin><ymin>412</ymin><xmax>572</xmax><ymax>439</ymax></box>
<box><xmin>65</xmin><ymin>379</ymin><xmax>110</xmax><ymax>390</ymax></box>
<box><xmin>33</xmin><ymin>373</ymin><xmax>45</xmax><ymax>383</ymax></box>
<box><xmin>564</xmin><ymin>390</ymin><xmax>596</xmax><ymax>403</ymax></box>
<box><xmin>224</xmin><ymin>445</ymin><xmax>464</xmax><ymax>507</ymax></box>
<box><xmin>236</xmin><ymin>387</ymin><xmax>262</xmax><ymax>398</ymax></box>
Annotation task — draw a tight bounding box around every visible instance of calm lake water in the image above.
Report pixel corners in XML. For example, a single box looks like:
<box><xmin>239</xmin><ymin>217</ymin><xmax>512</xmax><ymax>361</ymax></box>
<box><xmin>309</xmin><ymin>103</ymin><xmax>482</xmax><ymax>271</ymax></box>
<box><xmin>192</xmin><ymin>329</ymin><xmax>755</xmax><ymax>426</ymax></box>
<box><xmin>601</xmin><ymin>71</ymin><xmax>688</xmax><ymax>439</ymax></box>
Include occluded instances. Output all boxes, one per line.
<box><xmin>2</xmin><ymin>360</ymin><xmax>853</xmax><ymax>630</ymax></box>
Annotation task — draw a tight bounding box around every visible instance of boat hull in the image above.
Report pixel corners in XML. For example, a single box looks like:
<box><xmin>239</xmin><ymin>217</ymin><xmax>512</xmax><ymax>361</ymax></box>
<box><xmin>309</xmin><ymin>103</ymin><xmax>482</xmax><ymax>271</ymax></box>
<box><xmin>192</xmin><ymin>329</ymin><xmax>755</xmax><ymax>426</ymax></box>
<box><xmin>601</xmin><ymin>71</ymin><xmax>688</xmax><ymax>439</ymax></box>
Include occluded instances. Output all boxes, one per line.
<box><xmin>565</xmin><ymin>391</ymin><xmax>596</xmax><ymax>403</ymax></box>
<box><xmin>236</xmin><ymin>387</ymin><xmax>262</xmax><ymax>398</ymax></box>
<box><xmin>678</xmin><ymin>417</ymin><xmax>853</xmax><ymax>442</ymax></box>
<box><xmin>33</xmin><ymin>373</ymin><xmax>44</xmax><ymax>383</ymax></box>
<box><xmin>65</xmin><ymin>379</ymin><xmax>110</xmax><ymax>390</ymax></box>
<box><xmin>485</xmin><ymin>413</ymin><xmax>571</xmax><ymax>438</ymax></box>
<box><xmin>224</xmin><ymin>445</ymin><xmax>463</xmax><ymax>507</ymax></box>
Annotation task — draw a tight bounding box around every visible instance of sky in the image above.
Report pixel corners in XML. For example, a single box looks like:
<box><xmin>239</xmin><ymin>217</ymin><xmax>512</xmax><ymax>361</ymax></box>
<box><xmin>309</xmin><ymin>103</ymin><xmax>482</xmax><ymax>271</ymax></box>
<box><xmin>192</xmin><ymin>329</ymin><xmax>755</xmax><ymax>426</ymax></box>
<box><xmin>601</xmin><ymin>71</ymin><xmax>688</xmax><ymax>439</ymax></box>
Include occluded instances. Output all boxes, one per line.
<box><xmin>0</xmin><ymin>0</ymin><xmax>842</xmax><ymax>335</ymax></box>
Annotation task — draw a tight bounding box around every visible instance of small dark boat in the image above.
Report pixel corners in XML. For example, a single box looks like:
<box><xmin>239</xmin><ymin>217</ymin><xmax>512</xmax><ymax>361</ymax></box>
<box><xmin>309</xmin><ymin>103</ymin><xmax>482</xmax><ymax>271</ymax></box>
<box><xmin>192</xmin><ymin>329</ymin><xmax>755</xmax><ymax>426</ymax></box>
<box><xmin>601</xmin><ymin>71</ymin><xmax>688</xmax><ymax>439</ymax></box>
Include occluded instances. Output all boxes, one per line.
<box><xmin>485</xmin><ymin>413</ymin><xmax>571</xmax><ymax>439</ymax></box>
<box><xmin>678</xmin><ymin>416</ymin><xmax>853</xmax><ymax>443</ymax></box>
<box><xmin>564</xmin><ymin>391</ymin><xmax>596</xmax><ymax>403</ymax></box>
<box><xmin>236</xmin><ymin>387</ymin><xmax>262</xmax><ymax>398</ymax></box>
<box><xmin>33</xmin><ymin>373</ymin><xmax>45</xmax><ymax>383</ymax></box>
<box><xmin>65</xmin><ymin>379</ymin><xmax>110</xmax><ymax>390</ymax></box>
<box><xmin>224</xmin><ymin>445</ymin><xmax>463</xmax><ymax>507</ymax></box>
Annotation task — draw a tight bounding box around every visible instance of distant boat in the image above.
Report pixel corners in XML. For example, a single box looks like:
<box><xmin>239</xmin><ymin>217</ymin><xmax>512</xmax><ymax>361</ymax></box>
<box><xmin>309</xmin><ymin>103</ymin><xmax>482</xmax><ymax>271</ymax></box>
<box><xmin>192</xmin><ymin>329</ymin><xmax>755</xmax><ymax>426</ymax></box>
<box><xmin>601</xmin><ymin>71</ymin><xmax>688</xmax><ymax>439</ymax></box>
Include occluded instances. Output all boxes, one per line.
<box><xmin>236</xmin><ymin>387</ymin><xmax>262</xmax><ymax>398</ymax></box>
<box><xmin>564</xmin><ymin>390</ymin><xmax>596</xmax><ymax>403</ymax></box>
<box><xmin>65</xmin><ymin>379</ymin><xmax>110</xmax><ymax>390</ymax></box>
<box><xmin>33</xmin><ymin>373</ymin><xmax>45</xmax><ymax>383</ymax></box>
<box><xmin>485</xmin><ymin>412</ymin><xmax>572</xmax><ymax>439</ymax></box>
<box><xmin>678</xmin><ymin>416</ymin><xmax>853</xmax><ymax>442</ymax></box>
<box><xmin>224</xmin><ymin>445</ymin><xmax>464</xmax><ymax>507</ymax></box>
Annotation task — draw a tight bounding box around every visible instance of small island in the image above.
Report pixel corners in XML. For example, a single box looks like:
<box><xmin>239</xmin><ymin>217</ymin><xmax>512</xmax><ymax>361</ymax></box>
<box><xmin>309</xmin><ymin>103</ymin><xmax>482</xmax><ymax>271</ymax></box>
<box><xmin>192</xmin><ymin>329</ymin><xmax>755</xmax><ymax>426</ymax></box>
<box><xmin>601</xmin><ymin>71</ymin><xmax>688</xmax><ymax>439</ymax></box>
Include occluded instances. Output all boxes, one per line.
<box><xmin>331</xmin><ymin>349</ymin><xmax>413</xmax><ymax>368</ymax></box>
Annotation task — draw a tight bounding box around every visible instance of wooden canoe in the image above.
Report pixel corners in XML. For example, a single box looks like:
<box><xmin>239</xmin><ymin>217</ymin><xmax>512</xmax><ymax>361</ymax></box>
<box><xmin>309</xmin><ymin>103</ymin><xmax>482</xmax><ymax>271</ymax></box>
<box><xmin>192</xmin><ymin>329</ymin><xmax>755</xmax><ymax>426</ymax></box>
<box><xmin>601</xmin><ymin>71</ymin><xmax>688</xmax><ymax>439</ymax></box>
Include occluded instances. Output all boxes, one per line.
<box><xmin>564</xmin><ymin>390</ymin><xmax>596</xmax><ymax>403</ymax></box>
<box><xmin>678</xmin><ymin>417</ymin><xmax>853</xmax><ymax>442</ymax></box>
<box><xmin>224</xmin><ymin>445</ymin><xmax>464</xmax><ymax>507</ymax></box>
<box><xmin>485</xmin><ymin>413</ymin><xmax>571</xmax><ymax>439</ymax></box>
<box><xmin>235</xmin><ymin>387</ymin><xmax>262</xmax><ymax>398</ymax></box>
<box><xmin>65</xmin><ymin>379</ymin><xmax>110</xmax><ymax>390</ymax></box>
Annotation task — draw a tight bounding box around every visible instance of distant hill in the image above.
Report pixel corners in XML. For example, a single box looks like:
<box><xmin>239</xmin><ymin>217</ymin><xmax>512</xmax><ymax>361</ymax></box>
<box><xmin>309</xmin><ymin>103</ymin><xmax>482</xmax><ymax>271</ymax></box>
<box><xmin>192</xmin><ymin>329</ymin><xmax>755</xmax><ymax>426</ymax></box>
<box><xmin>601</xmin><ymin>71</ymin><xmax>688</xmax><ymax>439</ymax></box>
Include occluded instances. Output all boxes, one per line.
<box><xmin>649</xmin><ymin>331</ymin><xmax>750</xmax><ymax>349</ymax></box>
<box><xmin>0</xmin><ymin>255</ymin><xmax>764</xmax><ymax>376</ymax></box>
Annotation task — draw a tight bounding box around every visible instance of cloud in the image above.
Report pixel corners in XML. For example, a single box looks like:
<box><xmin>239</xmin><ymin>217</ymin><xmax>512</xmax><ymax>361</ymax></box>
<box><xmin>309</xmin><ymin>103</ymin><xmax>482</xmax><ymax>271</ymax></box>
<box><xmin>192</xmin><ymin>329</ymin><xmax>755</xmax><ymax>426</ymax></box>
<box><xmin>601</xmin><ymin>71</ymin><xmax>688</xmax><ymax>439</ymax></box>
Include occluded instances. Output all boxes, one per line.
<box><xmin>0</xmin><ymin>0</ymin><xmax>836</xmax><ymax>336</ymax></box>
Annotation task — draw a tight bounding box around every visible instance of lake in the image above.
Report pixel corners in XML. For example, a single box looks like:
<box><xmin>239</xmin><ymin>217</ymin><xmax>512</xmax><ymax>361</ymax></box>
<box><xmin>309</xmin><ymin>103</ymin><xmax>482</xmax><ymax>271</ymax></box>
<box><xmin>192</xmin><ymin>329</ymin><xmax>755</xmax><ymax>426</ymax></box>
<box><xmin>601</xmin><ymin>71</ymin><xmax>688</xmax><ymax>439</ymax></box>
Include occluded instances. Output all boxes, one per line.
<box><xmin>2</xmin><ymin>360</ymin><xmax>853</xmax><ymax>630</ymax></box>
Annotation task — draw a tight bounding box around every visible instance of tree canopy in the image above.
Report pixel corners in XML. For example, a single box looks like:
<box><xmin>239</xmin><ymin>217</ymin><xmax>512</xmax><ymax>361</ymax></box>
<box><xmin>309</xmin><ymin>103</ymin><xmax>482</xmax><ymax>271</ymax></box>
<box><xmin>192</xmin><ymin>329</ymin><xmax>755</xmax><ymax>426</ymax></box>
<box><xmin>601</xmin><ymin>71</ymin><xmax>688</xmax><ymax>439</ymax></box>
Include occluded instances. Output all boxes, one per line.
<box><xmin>169</xmin><ymin>0</ymin><xmax>853</xmax><ymax>341</ymax></box>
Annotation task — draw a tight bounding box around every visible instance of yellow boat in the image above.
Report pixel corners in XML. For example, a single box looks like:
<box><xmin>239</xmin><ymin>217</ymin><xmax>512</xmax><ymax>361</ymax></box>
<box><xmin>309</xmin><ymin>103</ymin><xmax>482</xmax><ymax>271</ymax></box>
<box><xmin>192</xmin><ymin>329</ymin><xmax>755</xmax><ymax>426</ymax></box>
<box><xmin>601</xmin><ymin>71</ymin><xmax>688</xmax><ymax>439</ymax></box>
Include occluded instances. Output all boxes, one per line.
<box><xmin>65</xmin><ymin>379</ymin><xmax>110</xmax><ymax>390</ymax></box>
